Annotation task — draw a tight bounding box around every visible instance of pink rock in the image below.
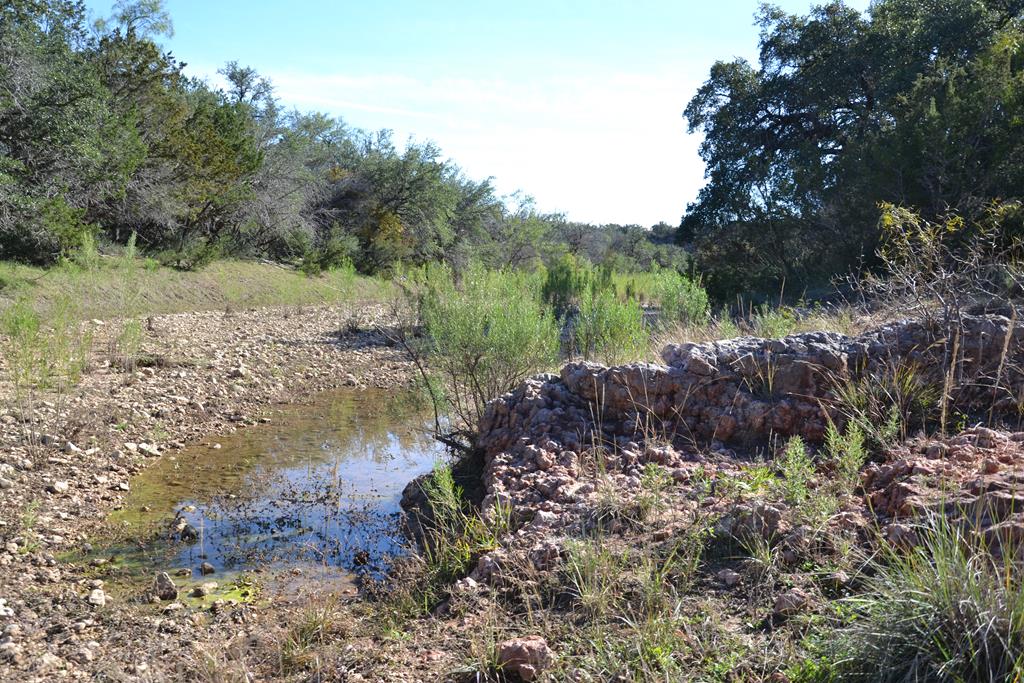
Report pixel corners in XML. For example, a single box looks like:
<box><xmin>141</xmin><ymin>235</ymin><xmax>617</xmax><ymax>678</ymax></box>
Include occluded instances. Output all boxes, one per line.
<box><xmin>497</xmin><ymin>635</ymin><xmax>554</xmax><ymax>681</ymax></box>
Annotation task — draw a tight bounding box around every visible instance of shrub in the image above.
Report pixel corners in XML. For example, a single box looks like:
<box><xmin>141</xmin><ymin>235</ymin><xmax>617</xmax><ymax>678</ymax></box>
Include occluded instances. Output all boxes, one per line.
<box><xmin>158</xmin><ymin>236</ymin><xmax>225</xmax><ymax>271</ymax></box>
<box><xmin>1</xmin><ymin>296</ymin><xmax>92</xmax><ymax>459</ymax></box>
<box><xmin>823</xmin><ymin>421</ymin><xmax>867</xmax><ymax>493</ymax></box>
<box><xmin>416</xmin><ymin>264</ymin><xmax>560</xmax><ymax>437</ymax></box>
<box><xmin>574</xmin><ymin>288</ymin><xmax>648</xmax><ymax>365</ymax></box>
<box><xmin>542</xmin><ymin>254</ymin><xmax>614</xmax><ymax>315</ymax></box>
<box><xmin>300</xmin><ymin>228</ymin><xmax>358</xmax><ymax>276</ymax></box>
<box><xmin>774</xmin><ymin>436</ymin><xmax>814</xmax><ymax>506</ymax></box>
<box><xmin>652</xmin><ymin>269</ymin><xmax>709</xmax><ymax>325</ymax></box>
<box><xmin>1</xmin><ymin>297</ymin><xmax>90</xmax><ymax>397</ymax></box>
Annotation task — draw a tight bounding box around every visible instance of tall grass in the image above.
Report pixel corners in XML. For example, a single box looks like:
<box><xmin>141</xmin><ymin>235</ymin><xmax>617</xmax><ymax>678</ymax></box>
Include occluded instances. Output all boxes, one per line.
<box><xmin>816</xmin><ymin>517</ymin><xmax>1024</xmax><ymax>682</ymax></box>
<box><xmin>108</xmin><ymin>233</ymin><xmax>144</xmax><ymax>370</ymax></box>
<box><xmin>1</xmin><ymin>295</ymin><xmax>92</xmax><ymax>457</ymax></box>
<box><xmin>541</xmin><ymin>254</ymin><xmax>612</xmax><ymax>314</ymax></box>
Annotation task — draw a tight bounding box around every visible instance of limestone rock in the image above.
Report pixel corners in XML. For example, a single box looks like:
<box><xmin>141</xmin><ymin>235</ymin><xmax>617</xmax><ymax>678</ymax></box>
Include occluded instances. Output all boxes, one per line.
<box><xmin>773</xmin><ymin>587</ymin><xmax>810</xmax><ymax>618</ymax></box>
<box><xmin>151</xmin><ymin>572</ymin><xmax>178</xmax><ymax>601</ymax></box>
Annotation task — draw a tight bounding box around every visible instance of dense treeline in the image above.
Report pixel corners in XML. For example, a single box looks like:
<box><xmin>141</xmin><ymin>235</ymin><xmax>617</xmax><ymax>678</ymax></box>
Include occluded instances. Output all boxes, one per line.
<box><xmin>683</xmin><ymin>0</ymin><xmax>1024</xmax><ymax>298</ymax></box>
<box><xmin>0</xmin><ymin>0</ymin><xmax>686</xmax><ymax>275</ymax></box>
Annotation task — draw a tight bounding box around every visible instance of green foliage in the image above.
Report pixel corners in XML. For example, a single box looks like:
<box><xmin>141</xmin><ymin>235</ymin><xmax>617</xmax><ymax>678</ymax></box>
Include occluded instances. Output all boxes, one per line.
<box><xmin>157</xmin><ymin>236</ymin><xmax>225</xmax><ymax>271</ymax></box>
<box><xmin>683</xmin><ymin>0</ymin><xmax>1024</xmax><ymax>298</ymax></box>
<box><xmin>574</xmin><ymin>287</ymin><xmax>648</xmax><ymax>365</ymax></box>
<box><xmin>823</xmin><ymin>422</ymin><xmax>867</xmax><ymax>493</ymax></box>
<box><xmin>415</xmin><ymin>264</ymin><xmax>560</xmax><ymax>435</ymax></box>
<box><xmin>542</xmin><ymin>253</ymin><xmax>591</xmax><ymax>313</ymax></box>
<box><xmin>300</xmin><ymin>227</ymin><xmax>358</xmax><ymax>276</ymax></box>
<box><xmin>774</xmin><ymin>436</ymin><xmax>814</xmax><ymax>506</ymax></box>
<box><xmin>1</xmin><ymin>297</ymin><xmax>91</xmax><ymax>399</ymax></box>
<box><xmin>406</xmin><ymin>463</ymin><xmax>510</xmax><ymax>610</ymax></box>
<box><xmin>816</xmin><ymin>517</ymin><xmax>1024</xmax><ymax>682</ymax></box>
<box><xmin>541</xmin><ymin>254</ymin><xmax>616</xmax><ymax>314</ymax></box>
<box><xmin>1</xmin><ymin>293</ymin><xmax>92</xmax><ymax>459</ymax></box>
<box><xmin>650</xmin><ymin>269</ymin><xmax>709</xmax><ymax>325</ymax></box>
<box><xmin>751</xmin><ymin>304</ymin><xmax>798</xmax><ymax>339</ymax></box>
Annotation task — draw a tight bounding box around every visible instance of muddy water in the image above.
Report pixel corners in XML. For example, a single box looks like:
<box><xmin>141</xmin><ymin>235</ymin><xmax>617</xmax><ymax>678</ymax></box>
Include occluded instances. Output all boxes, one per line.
<box><xmin>94</xmin><ymin>388</ymin><xmax>443</xmax><ymax>590</ymax></box>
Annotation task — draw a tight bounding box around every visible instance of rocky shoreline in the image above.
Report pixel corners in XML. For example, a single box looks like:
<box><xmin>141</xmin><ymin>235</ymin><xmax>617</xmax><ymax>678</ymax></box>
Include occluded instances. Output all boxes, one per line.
<box><xmin>0</xmin><ymin>303</ymin><xmax>418</xmax><ymax>681</ymax></box>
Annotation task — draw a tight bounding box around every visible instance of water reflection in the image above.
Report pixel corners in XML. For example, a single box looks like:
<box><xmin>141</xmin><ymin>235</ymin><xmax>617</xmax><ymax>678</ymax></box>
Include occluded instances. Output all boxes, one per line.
<box><xmin>106</xmin><ymin>388</ymin><xmax>443</xmax><ymax>578</ymax></box>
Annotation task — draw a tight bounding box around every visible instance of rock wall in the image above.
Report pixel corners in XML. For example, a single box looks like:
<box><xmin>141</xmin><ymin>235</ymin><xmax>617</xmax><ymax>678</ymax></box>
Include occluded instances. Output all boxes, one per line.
<box><xmin>476</xmin><ymin>314</ymin><xmax>1024</xmax><ymax>517</ymax></box>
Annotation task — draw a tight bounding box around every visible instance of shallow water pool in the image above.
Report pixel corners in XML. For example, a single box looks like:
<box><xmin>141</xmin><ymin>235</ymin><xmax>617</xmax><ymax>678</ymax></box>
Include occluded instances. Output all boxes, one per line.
<box><xmin>92</xmin><ymin>388</ymin><xmax>443</xmax><ymax>588</ymax></box>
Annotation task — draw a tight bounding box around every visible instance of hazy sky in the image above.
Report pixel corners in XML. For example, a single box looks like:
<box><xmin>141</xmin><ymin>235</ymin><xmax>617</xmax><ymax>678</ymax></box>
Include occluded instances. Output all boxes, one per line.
<box><xmin>86</xmin><ymin>1</ymin><xmax>871</xmax><ymax>226</ymax></box>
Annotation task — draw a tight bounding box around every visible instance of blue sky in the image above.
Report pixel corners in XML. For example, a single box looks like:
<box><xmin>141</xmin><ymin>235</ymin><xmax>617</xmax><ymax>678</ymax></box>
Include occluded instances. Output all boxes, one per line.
<box><xmin>86</xmin><ymin>1</ymin><xmax>871</xmax><ymax>226</ymax></box>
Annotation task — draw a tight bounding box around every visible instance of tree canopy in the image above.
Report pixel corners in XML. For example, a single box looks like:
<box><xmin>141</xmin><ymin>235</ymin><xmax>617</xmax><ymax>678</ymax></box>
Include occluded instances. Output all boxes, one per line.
<box><xmin>683</xmin><ymin>0</ymin><xmax>1024</xmax><ymax>298</ymax></box>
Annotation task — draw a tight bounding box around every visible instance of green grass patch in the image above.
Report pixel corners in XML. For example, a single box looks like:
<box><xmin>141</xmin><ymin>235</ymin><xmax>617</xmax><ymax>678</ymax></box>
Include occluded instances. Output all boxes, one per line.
<box><xmin>0</xmin><ymin>258</ymin><xmax>386</xmax><ymax>319</ymax></box>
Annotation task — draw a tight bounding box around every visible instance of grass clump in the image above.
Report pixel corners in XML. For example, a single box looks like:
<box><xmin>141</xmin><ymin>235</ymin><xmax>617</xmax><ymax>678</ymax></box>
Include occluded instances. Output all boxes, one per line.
<box><xmin>277</xmin><ymin>597</ymin><xmax>345</xmax><ymax>674</ymax></box>
<box><xmin>559</xmin><ymin>531</ymin><xmax>714</xmax><ymax>681</ymax></box>
<box><xmin>811</xmin><ymin>518</ymin><xmax>1024</xmax><ymax>682</ymax></box>
<box><xmin>833</xmin><ymin>362</ymin><xmax>939</xmax><ymax>449</ymax></box>
<box><xmin>751</xmin><ymin>303</ymin><xmax>798</xmax><ymax>339</ymax></box>
<box><xmin>388</xmin><ymin>463</ymin><xmax>511</xmax><ymax>617</ymax></box>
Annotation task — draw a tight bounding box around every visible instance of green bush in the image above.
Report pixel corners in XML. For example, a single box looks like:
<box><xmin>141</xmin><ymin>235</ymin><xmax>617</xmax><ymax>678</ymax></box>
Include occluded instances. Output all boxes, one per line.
<box><xmin>417</xmin><ymin>264</ymin><xmax>560</xmax><ymax>435</ymax></box>
<box><xmin>823</xmin><ymin>421</ymin><xmax>867</xmax><ymax>493</ymax></box>
<box><xmin>542</xmin><ymin>254</ymin><xmax>614</xmax><ymax>315</ymax></box>
<box><xmin>651</xmin><ymin>269</ymin><xmax>709</xmax><ymax>325</ymax></box>
<box><xmin>773</xmin><ymin>436</ymin><xmax>815</xmax><ymax>506</ymax></box>
<box><xmin>300</xmin><ymin>228</ymin><xmax>358</xmax><ymax>276</ymax></box>
<box><xmin>157</xmin><ymin>237</ymin><xmax>225</xmax><ymax>271</ymax></box>
<box><xmin>574</xmin><ymin>288</ymin><xmax>649</xmax><ymax>365</ymax></box>
<box><xmin>1</xmin><ymin>297</ymin><xmax>91</xmax><ymax>397</ymax></box>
